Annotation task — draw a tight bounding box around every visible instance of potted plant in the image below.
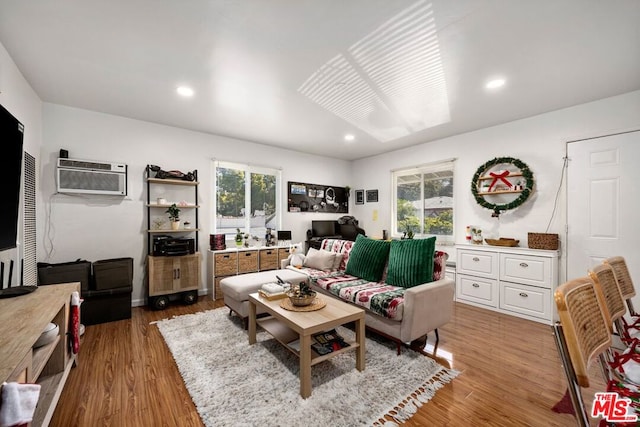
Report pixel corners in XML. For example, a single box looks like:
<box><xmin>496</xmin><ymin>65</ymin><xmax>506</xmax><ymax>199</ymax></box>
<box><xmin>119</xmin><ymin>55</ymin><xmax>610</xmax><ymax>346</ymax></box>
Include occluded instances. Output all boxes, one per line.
<box><xmin>166</xmin><ymin>204</ymin><xmax>181</xmax><ymax>230</ymax></box>
<box><xmin>235</xmin><ymin>228</ymin><xmax>244</xmax><ymax>247</ymax></box>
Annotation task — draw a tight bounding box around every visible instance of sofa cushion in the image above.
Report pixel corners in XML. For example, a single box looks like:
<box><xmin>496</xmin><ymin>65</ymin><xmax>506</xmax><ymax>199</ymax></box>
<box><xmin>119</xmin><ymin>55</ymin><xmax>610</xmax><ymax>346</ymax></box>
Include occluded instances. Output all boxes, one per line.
<box><xmin>345</xmin><ymin>235</ymin><xmax>390</xmax><ymax>282</ymax></box>
<box><xmin>315</xmin><ymin>274</ymin><xmax>405</xmax><ymax>321</ymax></box>
<box><xmin>386</xmin><ymin>237</ymin><xmax>436</xmax><ymax>288</ymax></box>
<box><xmin>433</xmin><ymin>250</ymin><xmax>449</xmax><ymax>281</ymax></box>
<box><xmin>303</xmin><ymin>248</ymin><xmax>337</xmax><ymax>271</ymax></box>
<box><xmin>321</xmin><ymin>239</ymin><xmax>354</xmax><ymax>271</ymax></box>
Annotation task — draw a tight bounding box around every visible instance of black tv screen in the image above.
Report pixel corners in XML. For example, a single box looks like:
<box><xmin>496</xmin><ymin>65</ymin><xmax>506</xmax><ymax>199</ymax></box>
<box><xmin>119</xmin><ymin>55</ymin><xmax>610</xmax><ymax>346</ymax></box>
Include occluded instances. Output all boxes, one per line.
<box><xmin>0</xmin><ymin>104</ymin><xmax>24</xmax><ymax>251</ymax></box>
<box><xmin>312</xmin><ymin>220</ymin><xmax>336</xmax><ymax>237</ymax></box>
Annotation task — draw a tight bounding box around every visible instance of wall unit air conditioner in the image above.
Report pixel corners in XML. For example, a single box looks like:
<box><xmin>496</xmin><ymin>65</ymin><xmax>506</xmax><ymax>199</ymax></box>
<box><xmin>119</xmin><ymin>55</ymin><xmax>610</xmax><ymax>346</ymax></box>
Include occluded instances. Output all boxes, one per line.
<box><xmin>57</xmin><ymin>158</ymin><xmax>128</xmax><ymax>195</ymax></box>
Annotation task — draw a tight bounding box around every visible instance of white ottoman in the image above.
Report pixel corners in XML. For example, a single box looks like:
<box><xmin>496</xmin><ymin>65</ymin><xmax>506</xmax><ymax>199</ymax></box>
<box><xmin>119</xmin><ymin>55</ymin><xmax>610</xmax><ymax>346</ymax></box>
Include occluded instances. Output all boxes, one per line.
<box><xmin>220</xmin><ymin>269</ymin><xmax>309</xmax><ymax>327</ymax></box>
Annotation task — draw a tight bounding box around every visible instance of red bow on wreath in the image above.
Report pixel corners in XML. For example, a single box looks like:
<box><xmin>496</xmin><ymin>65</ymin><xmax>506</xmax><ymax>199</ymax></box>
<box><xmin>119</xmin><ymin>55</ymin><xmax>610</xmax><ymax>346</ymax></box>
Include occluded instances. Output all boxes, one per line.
<box><xmin>488</xmin><ymin>170</ymin><xmax>513</xmax><ymax>192</ymax></box>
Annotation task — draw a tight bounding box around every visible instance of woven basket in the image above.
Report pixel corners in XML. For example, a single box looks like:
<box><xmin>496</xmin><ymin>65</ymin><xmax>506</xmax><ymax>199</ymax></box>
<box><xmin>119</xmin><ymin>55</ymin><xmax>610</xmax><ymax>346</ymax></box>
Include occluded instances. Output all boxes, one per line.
<box><xmin>528</xmin><ymin>233</ymin><xmax>559</xmax><ymax>250</ymax></box>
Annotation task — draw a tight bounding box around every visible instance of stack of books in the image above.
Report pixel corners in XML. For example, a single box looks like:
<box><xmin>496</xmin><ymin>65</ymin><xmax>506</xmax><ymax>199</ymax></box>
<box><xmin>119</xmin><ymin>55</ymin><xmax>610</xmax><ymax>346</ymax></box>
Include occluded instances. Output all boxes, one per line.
<box><xmin>287</xmin><ymin>329</ymin><xmax>349</xmax><ymax>354</ymax></box>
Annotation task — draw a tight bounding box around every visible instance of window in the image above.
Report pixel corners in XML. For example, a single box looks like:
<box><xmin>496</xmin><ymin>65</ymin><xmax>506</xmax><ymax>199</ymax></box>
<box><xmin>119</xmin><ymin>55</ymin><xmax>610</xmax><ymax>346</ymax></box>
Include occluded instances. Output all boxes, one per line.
<box><xmin>213</xmin><ymin>161</ymin><xmax>281</xmax><ymax>240</ymax></box>
<box><xmin>392</xmin><ymin>160</ymin><xmax>454</xmax><ymax>243</ymax></box>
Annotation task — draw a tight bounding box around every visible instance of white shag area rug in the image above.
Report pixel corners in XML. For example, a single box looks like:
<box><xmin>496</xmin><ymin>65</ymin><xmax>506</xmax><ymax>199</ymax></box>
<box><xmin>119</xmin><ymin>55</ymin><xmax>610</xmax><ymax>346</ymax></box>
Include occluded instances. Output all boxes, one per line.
<box><xmin>155</xmin><ymin>308</ymin><xmax>458</xmax><ymax>427</ymax></box>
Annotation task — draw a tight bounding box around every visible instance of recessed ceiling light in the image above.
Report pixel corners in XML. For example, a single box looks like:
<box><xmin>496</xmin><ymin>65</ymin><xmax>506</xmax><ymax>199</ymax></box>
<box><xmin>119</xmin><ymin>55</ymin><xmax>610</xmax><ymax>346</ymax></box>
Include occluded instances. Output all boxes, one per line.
<box><xmin>344</xmin><ymin>134</ymin><xmax>355</xmax><ymax>142</ymax></box>
<box><xmin>176</xmin><ymin>86</ymin><xmax>194</xmax><ymax>97</ymax></box>
<box><xmin>485</xmin><ymin>78</ymin><xmax>506</xmax><ymax>89</ymax></box>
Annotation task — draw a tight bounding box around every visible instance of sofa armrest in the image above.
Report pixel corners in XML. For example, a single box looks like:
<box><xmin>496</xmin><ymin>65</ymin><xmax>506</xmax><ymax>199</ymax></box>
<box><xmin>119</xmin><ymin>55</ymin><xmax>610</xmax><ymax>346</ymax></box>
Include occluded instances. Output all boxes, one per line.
<box><xmin>401</xmin><ymin>277</ymin><xmax>455</xmax><ymax>342</ymax></box>
<box><xmin>280</xmin><ymin>258</ymin><xmax>291</xmax><ymax>269</ymax></box>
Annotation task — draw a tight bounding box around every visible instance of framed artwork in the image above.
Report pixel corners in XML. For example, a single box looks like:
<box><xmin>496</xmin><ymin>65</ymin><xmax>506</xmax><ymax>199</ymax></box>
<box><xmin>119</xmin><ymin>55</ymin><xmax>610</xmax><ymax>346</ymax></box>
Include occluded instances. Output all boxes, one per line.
<box><xmin>366</xmin><ymin>189</ymin><xmax>378</xmax><ymax>203</ymax></box>
<box><xmin>355</xmin><ymin>189</ymin><xmax>364</xmax><ymax>205</ymax></box>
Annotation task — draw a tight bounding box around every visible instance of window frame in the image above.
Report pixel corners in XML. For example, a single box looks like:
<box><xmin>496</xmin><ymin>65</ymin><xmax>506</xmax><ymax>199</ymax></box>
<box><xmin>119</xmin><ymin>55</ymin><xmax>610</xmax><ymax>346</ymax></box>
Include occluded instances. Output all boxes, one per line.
<box><xmin>391</xmin><ymin>159</ymin><xmax>455</xmax><ymax>244</ymax></box>
<box><xmin>212</xmin><ymin>160</ymin><xmax>282</xmax><ymax>238</ymax></box>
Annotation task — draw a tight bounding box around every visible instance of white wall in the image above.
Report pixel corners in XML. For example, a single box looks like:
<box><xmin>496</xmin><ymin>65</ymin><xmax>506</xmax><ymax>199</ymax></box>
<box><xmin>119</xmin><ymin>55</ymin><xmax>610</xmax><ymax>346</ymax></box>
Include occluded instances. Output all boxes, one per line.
<box><xmin>0</xmin><ymin>41</ymin><xmax>42</xmax><ymax>285</ymax></box>
<box><xmin>351</xmin><ymin>90</ymin><xmax>640</xmax><ymax>281</ymax></box>
<box><xmin>41</xmin><ymin>104</ymin><xmax>351</xmax><ymax>305</ymax></box>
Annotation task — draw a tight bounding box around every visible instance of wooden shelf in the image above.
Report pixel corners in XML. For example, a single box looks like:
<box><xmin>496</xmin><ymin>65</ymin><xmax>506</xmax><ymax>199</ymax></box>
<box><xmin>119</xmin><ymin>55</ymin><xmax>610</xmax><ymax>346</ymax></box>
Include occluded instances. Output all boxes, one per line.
<box><xmin>146</xmin><ymin>177</ymin><xmax>198</xmax><ymax>186</ymax></box>
<box><xmin>0</xmin><ymin>283</ymin><xmax>78</xmax><ymax>427</ymax></box>
<box><xmin>477</xmin><ymin>190</ymin><xmax>522</xmax><ymax>195</ymax></box>
<box><xmin>147</xmin><ymin>204</ymin><xmax>200</xmax><ymax>208</ymax></box>
<box><xmin>256</xmin><ymin>316</ymin><xmax>359</xmax><ymax>365</ymax></box>
<box><xmin>148</xmin><ymin>229</ymin><xmax>200</xmax><ymax>233</ymax></box>
<box><xmin>478</xmin><ymin>172</ymin><xmax>523</xmax><ymax>180</ymax></box>
<box><xmin>31</xmin><ymin>335</ymin><xmax>61</xmax><ymax>381</ymax></box>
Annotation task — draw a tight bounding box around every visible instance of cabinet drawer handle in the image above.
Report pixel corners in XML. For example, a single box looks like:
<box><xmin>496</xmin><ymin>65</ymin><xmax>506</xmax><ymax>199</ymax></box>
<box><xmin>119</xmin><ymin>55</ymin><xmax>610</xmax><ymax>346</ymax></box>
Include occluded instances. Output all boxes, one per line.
<box><xmin>519</xmin><ymin>262</ymin><xmax>528</xmax><ymax>268</ymax></box>
<box><xmin>519</xmin><ymin>292</ymin><xmax>528</xmax><ymax>298</ymax></box>
<box><xmin>472</xmin><ymin>257</ymin><xmax>480</xmax><ymax>262</ymax></box>
<box><xmin>223</xmin><ymin>255</ymin><xmax>230</xmax><ymax>259</ymax></box>
<box><xmin>245</xmin><ymin>253</ymin><xmax>252</xmax><ymax>257</ymax></box>
<box><xmin>472</xmin><ymin>283</ymin><xmax>480</xmax><ymax>288</ymax></box>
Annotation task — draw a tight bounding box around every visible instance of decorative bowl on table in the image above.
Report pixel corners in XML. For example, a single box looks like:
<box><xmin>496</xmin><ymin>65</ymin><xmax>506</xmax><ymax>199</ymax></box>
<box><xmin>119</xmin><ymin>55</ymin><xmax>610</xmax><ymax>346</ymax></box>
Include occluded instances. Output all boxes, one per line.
<box><xmin>287</xmin><ymin>291</ymin><xmax>317</xmax><ymax>307</ymax></box>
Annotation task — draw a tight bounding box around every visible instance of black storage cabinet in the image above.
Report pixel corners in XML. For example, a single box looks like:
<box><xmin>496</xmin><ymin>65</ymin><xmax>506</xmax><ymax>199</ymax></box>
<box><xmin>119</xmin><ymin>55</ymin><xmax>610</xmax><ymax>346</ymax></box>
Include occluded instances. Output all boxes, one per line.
<box><xmin>38</xmin><ymin>258</ymin><xmax>133</xmax><ymax>326</ymax></box>
<box><xmin>83</xmin><ymin>257</ymin><xmax>133</xmax><ymax>325</ymax></box>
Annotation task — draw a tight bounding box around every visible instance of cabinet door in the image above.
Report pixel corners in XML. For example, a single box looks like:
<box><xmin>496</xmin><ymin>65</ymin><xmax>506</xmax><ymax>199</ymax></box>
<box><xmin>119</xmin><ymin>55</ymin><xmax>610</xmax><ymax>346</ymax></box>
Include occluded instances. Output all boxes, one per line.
<box><xmin>148</xmin><ymin>256</ymin><xmax>176</xmax><ymax>295</ymax></box>
<box><xmin>176</xmin><ymin>254</ymin><xmax>200</xmax><ymax>291</ymax></box>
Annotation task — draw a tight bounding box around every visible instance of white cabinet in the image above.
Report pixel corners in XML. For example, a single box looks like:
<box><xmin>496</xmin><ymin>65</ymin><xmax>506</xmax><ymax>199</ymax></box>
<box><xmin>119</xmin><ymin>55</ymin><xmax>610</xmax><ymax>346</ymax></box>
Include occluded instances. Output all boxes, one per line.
<box><xmin>455</xmin><ymin>244</ymin><xmax>559</xmax><ymax>324</ymax></box>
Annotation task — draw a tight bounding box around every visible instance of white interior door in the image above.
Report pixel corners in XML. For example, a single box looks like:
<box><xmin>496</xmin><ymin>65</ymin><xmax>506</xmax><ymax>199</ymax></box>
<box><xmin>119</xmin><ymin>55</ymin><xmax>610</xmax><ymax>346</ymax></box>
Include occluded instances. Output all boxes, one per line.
<box><xmin>567</xmin><ymin>130</ymin><xmax>640</xmax><ymax>307</ymax></box>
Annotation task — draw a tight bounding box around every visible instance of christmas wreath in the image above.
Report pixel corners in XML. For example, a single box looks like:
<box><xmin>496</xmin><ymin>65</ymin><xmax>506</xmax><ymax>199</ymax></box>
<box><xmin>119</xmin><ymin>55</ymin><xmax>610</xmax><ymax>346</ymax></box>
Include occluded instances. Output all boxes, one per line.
<box><xmin>471</xmin><ymin>156</ymin><xmax>534</xmax><ymax>217</ymax></box>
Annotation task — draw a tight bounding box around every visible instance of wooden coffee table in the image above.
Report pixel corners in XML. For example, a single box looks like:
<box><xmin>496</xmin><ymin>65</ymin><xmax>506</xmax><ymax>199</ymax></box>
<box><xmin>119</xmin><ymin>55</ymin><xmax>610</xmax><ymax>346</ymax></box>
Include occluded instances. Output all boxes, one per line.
<box><xmin>248</xmin><ymin>292</ymin><xmax>365</xmax><ymax>398</ymax></box>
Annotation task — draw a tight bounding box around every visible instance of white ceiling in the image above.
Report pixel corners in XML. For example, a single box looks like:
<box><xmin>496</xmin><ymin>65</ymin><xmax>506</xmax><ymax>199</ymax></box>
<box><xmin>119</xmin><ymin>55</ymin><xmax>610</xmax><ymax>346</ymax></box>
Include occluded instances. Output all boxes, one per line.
<box><xmin>1</xmin><ymin>0</ymin><xmax>639</xmax><ymax>160</ymax></box>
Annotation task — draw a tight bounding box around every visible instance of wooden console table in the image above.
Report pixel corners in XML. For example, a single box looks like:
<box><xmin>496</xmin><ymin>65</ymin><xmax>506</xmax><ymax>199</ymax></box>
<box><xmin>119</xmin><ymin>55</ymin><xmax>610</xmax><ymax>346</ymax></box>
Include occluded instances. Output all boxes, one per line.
<box><xmin>0</xmin><ymin>282</ymin><xmax>79</xmax><ymax>426</ymax></box>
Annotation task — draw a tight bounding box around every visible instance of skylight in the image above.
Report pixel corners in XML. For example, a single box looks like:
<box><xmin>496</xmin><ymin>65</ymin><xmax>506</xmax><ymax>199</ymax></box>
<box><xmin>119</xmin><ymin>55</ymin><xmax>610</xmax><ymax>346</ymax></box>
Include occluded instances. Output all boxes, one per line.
<box><xmin>299</xmin><ymin>0</ymin><xmax>450</xmax><ymax>143</ymax></box>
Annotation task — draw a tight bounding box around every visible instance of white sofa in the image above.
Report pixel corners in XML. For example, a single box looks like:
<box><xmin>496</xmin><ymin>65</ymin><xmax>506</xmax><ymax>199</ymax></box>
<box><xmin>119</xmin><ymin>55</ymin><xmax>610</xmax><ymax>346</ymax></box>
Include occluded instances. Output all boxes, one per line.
<box><xmin>281</xmin><ymin>238</ymin><xmax>455</xmax><ymax>354</ymax></box>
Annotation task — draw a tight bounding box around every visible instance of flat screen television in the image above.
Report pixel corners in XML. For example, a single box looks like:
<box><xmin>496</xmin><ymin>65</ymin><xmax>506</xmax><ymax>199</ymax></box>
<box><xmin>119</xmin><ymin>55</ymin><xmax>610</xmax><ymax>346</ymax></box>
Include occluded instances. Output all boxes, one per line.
<box><xmin>0</xmin><ymin>104</ymin><xmax>24</xmax><ymax>251</ymax></box>
<box><xmin>311</xmin><ymin>220</ymin><xmax>336</xmax><ymax>237</ymax></box>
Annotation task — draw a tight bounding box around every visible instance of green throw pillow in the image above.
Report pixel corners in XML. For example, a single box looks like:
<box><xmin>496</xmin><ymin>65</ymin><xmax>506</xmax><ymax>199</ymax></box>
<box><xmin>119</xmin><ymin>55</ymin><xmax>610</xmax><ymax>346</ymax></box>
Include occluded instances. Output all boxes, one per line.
<box><xmin>386</xmin><ymin>237</ymin><xmax>436</xmax><ymax>288</ymax></box>
<box><xmin>345</xmin><ymin>235</ymin><xmax>390</xmax><ymax>282</ymax></box>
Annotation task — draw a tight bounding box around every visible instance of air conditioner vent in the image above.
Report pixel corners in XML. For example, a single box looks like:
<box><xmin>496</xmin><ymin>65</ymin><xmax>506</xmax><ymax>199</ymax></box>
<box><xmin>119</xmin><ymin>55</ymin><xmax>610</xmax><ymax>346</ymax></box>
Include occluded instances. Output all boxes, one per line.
<box><xmin>56</xmin><ymin>158</ymin><xmax>127</xmax><ymax>195</ymax></box>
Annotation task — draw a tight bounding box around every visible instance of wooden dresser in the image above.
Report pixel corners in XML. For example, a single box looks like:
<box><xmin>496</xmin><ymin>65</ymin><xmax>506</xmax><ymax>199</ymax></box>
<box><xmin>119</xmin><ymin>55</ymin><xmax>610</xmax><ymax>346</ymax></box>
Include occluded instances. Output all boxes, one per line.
<box><xmin>0</xmin><ymin>282</ymin><xmax>79</xmax><ymax>426</ymax></box>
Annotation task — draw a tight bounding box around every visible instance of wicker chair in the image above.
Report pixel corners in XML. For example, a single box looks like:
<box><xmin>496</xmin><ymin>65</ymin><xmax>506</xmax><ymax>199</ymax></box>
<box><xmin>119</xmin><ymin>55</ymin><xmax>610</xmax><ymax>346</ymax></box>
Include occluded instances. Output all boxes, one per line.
<box><xmin>604</xmin><ymin>256</ymin><xmax>637</xmax><ymax>316</ymax></box>
<box><xmin>553</xmin><ymin>276</ymin><xmax>613</xmax><ymax>426</ymax></box>
<box><xmin>589</xmin><ymin>264</ymin><xmax>629</xmax><ymax>343</ymax></box>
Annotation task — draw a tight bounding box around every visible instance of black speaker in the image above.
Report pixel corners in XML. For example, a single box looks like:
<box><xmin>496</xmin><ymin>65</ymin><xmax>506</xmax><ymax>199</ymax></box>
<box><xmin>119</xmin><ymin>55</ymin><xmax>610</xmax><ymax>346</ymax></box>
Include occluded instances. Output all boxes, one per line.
<box><xmin>59</xmin><ymin>149</ymin><xmax>69</xmax><ymax>158</ymax></box>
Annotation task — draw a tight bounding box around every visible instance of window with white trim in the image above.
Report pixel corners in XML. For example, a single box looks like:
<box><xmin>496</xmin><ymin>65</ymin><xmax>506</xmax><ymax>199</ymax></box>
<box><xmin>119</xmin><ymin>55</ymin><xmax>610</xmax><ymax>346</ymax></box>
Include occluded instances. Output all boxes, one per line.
<box><xmin>392</xmin><ymin>160</ymin><xmax>454</xmax><ymax>243</ymax></box>
<box><xmin>213</xmin><ymin>161</ymin><xmax>281</xmax><ymax>240</ymax></box>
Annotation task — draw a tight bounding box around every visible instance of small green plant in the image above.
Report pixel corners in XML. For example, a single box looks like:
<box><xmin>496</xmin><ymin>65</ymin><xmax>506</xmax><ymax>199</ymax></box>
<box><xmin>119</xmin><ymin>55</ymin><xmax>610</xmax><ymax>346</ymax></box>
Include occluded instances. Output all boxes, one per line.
<box><xmin>291</xmin><ymin>281</ymin><xmax>314</xmax><ymax>297</ymax></box>
<box><xmin>165</xmin><ymin>204</ymin><xmax>180</xmax><ymax>222</ymax></box>
<box><xmin>235</xmin><ymin>228</ymin><xmax>243</xmax><ymax>244</ymax></box>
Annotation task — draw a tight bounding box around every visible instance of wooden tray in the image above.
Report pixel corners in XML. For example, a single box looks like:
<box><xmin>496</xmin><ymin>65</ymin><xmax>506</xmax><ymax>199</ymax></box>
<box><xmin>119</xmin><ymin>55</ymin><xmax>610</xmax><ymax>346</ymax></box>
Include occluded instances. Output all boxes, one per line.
<box><xmin>258</xmin><ymin>289</ymin><xmax>288</xmax><ymax>300</ymax></box>
<box><xmin>485</xmin><ymin>238</ymin><xmax>519</xmax><ymax>247</ymax></box>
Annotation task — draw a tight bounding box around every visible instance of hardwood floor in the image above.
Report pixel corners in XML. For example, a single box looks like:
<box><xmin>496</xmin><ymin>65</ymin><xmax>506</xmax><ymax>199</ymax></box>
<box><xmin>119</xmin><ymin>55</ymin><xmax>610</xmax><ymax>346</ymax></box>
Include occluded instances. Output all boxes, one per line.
<box><xmin>51</xmin><ymin>298</ymin><xmax>604</xmax><ymax>426</ymax></box>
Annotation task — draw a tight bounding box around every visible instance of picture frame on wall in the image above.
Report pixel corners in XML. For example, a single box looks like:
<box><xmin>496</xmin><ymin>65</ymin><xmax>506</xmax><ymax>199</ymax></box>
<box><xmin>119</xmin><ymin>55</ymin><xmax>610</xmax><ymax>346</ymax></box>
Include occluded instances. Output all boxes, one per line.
<box><xmin>366</xmin><ymin>189</ymin><xmax>378</xmax><ymax>203</ymax></box>
<box><xmin>355</xmin><ymin>189</ymin><xmax>364</xmax><ymax>205</ymax></box>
